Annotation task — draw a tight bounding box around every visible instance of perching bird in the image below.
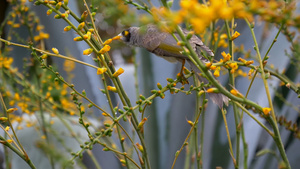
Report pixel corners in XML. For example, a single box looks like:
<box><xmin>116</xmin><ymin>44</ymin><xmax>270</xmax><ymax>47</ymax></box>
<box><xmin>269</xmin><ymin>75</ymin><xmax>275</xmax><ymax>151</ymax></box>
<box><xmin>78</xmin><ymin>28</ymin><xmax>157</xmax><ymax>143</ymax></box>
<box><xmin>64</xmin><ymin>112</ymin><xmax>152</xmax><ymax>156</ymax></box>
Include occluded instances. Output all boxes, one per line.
<box><xmin>116</xmin><ymin>24</ymin><xmax>228</xmax><ymax>108</ymax></box>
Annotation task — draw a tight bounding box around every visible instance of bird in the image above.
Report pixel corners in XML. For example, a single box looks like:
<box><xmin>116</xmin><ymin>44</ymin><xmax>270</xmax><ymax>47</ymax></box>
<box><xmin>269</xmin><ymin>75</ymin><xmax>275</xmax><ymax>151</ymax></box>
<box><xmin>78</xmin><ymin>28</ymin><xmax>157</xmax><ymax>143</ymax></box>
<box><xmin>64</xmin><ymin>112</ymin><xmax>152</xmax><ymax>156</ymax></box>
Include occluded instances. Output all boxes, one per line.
<box><xmin>115</xmin><ymin>24</ymin><xmax>228</xmax><ymax>108</ymax></box>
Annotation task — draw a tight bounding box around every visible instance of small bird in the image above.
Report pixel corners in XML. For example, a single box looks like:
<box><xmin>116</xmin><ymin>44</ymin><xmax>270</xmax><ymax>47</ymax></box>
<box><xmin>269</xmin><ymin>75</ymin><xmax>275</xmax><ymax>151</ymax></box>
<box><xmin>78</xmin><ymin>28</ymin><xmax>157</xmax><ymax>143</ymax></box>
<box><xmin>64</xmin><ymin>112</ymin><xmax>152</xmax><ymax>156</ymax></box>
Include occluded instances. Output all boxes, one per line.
<box><xmin>116</xmin><ymin>24</ymin><xmax>228</xmax><ymax>108</ymax></box>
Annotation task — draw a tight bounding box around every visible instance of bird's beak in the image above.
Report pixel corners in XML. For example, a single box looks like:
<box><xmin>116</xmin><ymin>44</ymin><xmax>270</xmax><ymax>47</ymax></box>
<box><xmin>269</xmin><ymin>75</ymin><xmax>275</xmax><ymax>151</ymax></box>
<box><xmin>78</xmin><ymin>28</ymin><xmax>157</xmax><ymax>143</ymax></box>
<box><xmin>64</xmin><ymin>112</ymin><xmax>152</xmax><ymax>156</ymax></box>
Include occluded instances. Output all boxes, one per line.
<box><xmin>112</xmin><ymin>34</ymin><xmax>122</xmax><ymax>41</ymax></box>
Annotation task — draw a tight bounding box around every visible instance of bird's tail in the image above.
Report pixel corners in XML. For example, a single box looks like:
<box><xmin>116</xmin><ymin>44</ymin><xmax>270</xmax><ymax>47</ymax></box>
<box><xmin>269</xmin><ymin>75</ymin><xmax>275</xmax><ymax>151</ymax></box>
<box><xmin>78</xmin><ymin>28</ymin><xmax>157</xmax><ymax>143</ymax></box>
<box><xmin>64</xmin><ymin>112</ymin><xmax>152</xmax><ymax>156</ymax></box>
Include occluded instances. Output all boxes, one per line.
<box><xmin>187</xmin><ymin>60</ymin><xmax>229</xmax><ymax>109</ymax></box>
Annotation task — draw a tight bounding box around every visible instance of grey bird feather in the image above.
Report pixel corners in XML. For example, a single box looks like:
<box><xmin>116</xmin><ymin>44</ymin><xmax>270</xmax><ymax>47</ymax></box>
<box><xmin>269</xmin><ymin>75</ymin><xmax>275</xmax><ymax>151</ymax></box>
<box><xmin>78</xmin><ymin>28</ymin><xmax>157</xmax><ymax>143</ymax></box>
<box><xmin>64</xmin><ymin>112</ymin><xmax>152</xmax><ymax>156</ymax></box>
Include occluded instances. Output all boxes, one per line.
<box><xmin>117</xmin><ymin>24</ymin><xmax>228</xmax><ymax>108</ymax></box>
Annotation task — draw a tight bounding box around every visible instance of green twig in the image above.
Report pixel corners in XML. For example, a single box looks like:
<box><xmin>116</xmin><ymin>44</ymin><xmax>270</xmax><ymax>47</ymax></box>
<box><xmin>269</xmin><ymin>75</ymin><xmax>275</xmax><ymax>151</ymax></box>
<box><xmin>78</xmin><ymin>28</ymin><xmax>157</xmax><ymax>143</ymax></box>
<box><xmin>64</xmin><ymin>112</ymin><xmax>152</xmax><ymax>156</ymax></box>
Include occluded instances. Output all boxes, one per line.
<box><xmin>225</xmin><ymin>19</ymin><xmax>240</xmax><ymax>169</ymax></box>
<box><xmin>245</xmin><ymin>18</ymin><xmax>290</xmax><ymax>169</ymax></box>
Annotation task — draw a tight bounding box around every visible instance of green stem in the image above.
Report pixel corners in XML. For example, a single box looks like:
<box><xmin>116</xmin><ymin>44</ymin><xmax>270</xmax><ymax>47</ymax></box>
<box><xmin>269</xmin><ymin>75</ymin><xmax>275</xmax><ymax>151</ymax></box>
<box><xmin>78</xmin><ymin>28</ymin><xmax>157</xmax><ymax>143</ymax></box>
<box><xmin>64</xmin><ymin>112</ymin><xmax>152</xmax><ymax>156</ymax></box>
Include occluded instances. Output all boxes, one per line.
<box><xmin>193</xmin><ymin>75</ymin><xmax>200</xmax><ymax>169</ymax></box>
<box><xmin>221</xmin><ymin>108</ymin><xmax>236</xmax><ymax>165</ymax></box>
<box><xmin>171</xmin><ymin>100</ymin><xmax>202</xmax><ymax>169</ymax></box>
<box><xmin>0</xmin><ymin>135</ymin><xmax>36</xmax><ymax>169</ymax></box>
<box><xmin>97</xmin><ymin>66</ymin><xmax>131</xmax><ymax>169</ymax></box>
<box><xmin>225</xmin><ymin>19</ymin><xmax>240</xmax><ymax>169</ymax></box>
<box><xmin>245</xmin><ymin>18</ymin><xmax>290</xmax><ymax>168</ymax></box>
<box><xmin>244</xmin><ymin>19</ymin><xmax>276</xmax><ymax>122</ymax></box>
<box><xmin>241</xmin><ymin>123</ymin><xmax>248</xmax><ymax>169</ymax></box>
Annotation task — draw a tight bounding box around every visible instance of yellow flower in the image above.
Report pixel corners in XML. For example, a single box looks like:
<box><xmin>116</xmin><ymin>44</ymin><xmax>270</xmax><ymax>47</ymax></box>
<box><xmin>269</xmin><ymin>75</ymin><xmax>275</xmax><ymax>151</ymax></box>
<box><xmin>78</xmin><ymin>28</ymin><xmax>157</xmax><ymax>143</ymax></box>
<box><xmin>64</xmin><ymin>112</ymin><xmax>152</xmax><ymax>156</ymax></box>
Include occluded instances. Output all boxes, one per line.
<box><xmin>5</xmin><ymin>126</ymin><xmax>10</xmax><ymax>131</ymax></box>
<box><xmin>190</xmin><ymin>18</ymin><xmax>206</xmax><ymax>33</ymax></box>
<box><xmin>113</xmin><ymin>68</ymin><xmax>124</xmax><ymax>77</ymax></box>
<box><xmin>102</xmin><ymin>112</ymin><xmax>109</xmax><ymax>116</ymax></box>
<box><xmin>97</xmin><ymin>68</ymin><xmax>107</xmax><ymax>75</ymax></box>
<box><xmin>36</xmin><ymin>25</ymin><xmax>44</xmax><ymax>31</ymax></box>
<box><xmin>262</xmin><ymin>107</ymin><xmax>271</xmax><ymax>116</ymax></box>
<box><xmin>107</xmin><ymin>86</ymin><xmax>117</xmax><ymax>92</ymax></box>
<box><xmin>230</xmin><ymin>89</ymin><xmax>244</xmax><ymax>98</ymax></box>
<box><xmin>12</xmin><ymin>23</ymin><xmax>20</xmax><ymax>28</ymax></box>
<box><xmin>61</xmin><ymin>12</ymin><xmax>69</xmax><ymax>18</ymax></box>
<box><xmin>213</xmin><ymin>67</ymin><xmax>220</xmax><ymax>77</ymax></box>
<box><xmin>83</xmin><ymin>48</ymin><xmax>93</xmax><ymax>55</ymax></box>
<box><xmin>7</xmin><ymin>20</ymin><xmax>13</xmax><ymax>25</ymax></box>
<box><xmin>231</xmin><ymin>31</ymin><xmax>241</xmax><ymax>40</ymax></box>
<box><xmin>7</xmin><ymin>108</ymin><xmax>18</xmax><ymax>114</ymax></box>
<box><xmin>248</xmin><ymin>69</ymin><xmax>254</xmax><ymax>76</ymax></box>
<box><xmin>137</xmin><ymin>117</ymin><xmax>148</xmax><ymax>130</ymax></box>
<box><xmin>136</xmin><ymin>143</ymin><xmax>144</xmax><ymax>153</ymax></box>
<box><xmin>40</xmin><ymin>32</ymin><xmax>49</xmax><ymax>39</ymax></box>
<box><xmin>206</xmin><ymin>62</ymin><xmax>212</xmax><ymax>68</ymax></box>
<box><xmin>238</xmin><ymin>57</ymin><xmax>246</xmax><ymax>63</ymax></box>
<box><xmin>206</xmin><ymin>88</ymin><xmax>219</xmax><ymax>93</ymax></box>
<box><xmin>0</xmin><ymin>57</ymin><xmax>14</xmax><ymax>69</ymax></box>
<box><xmin>103</xmin><ymin>39</ymin><xmax>113</xmax><ymax>45</ymax></box>
<box><xmin>219</xmin><ymin>7</ymin><xmax>233</xmax><ymax>19</ymax></box>
<box><xmin>228</xmin><ymin>62</ymin><xmax>238</xmax><ymax>73</ymax></box>
<box><xmin>63</xmin><ymin>59</ymin><xmax>75</xmax><ymax>72</ymax></box>
<box><xmin>220</xmin><ymin>33</ymin><xmax>228</xmax><ymax>39</ymax></box>
<box><xmin>52</xmin><ymin>48</ymin><xmax>59</xmax><ymax>54</ymax></box>
<box><xmin>34</xmin><ymin>32</ymin><xmax>49</xmax><ymax>41</ymax></box>
<box><xmin>0</xmin><ymin>117</ymin><xmax>8</xmax><ymax>122</ymax></box>
<box><xmin>73</xmin><ymin>36</ymin><xmax>83</xmax><ymax>41</ymax></box>
<box><xmin>183</xmin><ymin>67</ymin><xmax>191</xmax><ymax>74</ymax></box>
<box><xmin>77</xmin><ymin>22</ymin><xmax>85</xmax><ymax>30</ymax></box>
<box><xmin>64</xmin><ymin>0</ymin><xmax>69</xmax><ymax>5</ymax></box>
<box><xmin>40</xmin><ymin>54</ymin><xmax>47</xmax><ymax>59</ymax></box>
<box><xmin>17</xmin><ymin>102</ymin><xmax>28</xmax><ymax>112</ymax></box>
<box><xmin>99</xmin><ymin>45</ymin><xmax>111</xmax><ymax>54</ymax></box>
<box><xmin>64</xmin><ymin>26</ymin><xmax>72</xmax><ymax>32</ymax></box>
<box><xmin>14</xmin><ymin>93</ymin><xmax>20</xmax><ymax>101</ymax></box>
<box><xmin>237</xmin><ymin>69</ymin><xmax>247</xmax><ymax>77</ymax></box>
<box><xmin>187</xmin><ymin>120</ymin><xmax>194</xmax><ymax>126</ymax></box>
<box><xmin>7</xmin><ymin>140</ymin><xmax>13</xmax><ymax>143</ymax></box>
<box><xmin>210</xmin><ymin>65</ymin><xmax>217</xmax><ymax>70</ymax></box>
<box><xmin>83</xmin><ymin>31</ymin><xmax>91</xmax><ymax>40</ymax></box>
<box><xmin>221</xmin><ymin>51</ymin><xmax>231</xmax><ymax>62</ymax></box>
<box><xmin>47</xmin><ymin>9</ymin><xmax>53</xmax><ymax>15</ymax></box>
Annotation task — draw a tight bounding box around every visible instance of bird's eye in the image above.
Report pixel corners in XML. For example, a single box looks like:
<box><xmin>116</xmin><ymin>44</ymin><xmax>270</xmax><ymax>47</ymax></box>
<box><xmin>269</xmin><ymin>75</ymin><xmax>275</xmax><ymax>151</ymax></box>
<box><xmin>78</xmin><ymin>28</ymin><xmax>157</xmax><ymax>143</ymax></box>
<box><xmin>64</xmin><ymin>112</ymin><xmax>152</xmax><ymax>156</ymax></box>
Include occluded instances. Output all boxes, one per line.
<box><xmin>122</xmin><ymin>30</ymin><xmax>129</xmax><ymax>36</ymax></box>
<box><xmin>121</xmin><ymin>29</ymin><xmax>131</xmax><ymax>42</ymax></box>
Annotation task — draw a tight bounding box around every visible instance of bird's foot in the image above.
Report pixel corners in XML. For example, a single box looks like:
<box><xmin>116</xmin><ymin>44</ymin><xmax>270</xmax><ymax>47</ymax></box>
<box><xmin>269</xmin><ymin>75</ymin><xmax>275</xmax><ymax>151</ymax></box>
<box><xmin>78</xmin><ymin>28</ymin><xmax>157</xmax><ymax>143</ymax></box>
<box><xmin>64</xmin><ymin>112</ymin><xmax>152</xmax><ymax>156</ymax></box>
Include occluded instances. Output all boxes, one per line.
<box><xmin>176</xmin><ymin>72</ymin><xmax>189</xmax><ymax>85</ymax></box>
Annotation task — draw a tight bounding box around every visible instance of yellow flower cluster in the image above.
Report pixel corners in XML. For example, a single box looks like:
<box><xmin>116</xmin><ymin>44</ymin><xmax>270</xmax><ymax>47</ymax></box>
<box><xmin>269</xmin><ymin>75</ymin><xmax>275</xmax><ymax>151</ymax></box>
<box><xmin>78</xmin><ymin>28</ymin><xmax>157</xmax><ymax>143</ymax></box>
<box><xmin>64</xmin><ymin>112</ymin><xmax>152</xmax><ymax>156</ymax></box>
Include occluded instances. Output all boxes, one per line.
<box><xmin>151</xmin><ymin>0</ymin><xmax>252</xmax><ymax>33</ymax></box>
<box><xmin>238</xmin><ymin>57</ymin><xmax>254</xmax><ymax>66</ymax></box>
<box><xmin>221</xmin><ymin>51</ymin><xmax>232</xmax><ymax>63</ymax></box>
<box><xmin>215</xmin><ymin>33</ymin><xmax>228</xmax><ymax>48</ymax></box>
<box><xmin>63</xmin><ymin>58</ymin><xmax>76</xmax><ymax>73</ymax></box>
<box><xmin>0</xmin><ymin>57</ymin><xmax>14</xmax><ymax>69</ymax></box>
<box><xmin>33</xmin><ymin>31</ymin><xmax>50</xmax><ymax>42</ymax></box>
<box><xmin>228</xmin><ymin>62</ymin><xmax>238</xmax><ymax>73</ymax></box>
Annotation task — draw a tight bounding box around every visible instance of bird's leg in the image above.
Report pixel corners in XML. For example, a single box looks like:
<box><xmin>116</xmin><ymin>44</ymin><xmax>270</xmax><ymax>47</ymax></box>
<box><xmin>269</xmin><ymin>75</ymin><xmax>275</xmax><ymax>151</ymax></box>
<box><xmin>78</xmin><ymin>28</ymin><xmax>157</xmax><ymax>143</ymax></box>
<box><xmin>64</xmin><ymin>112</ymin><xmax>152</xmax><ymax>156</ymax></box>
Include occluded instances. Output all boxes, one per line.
<box><xmin>177</xmin><ymin>59</ymin><xmax>189</xmax><ymax>85</ymax></box>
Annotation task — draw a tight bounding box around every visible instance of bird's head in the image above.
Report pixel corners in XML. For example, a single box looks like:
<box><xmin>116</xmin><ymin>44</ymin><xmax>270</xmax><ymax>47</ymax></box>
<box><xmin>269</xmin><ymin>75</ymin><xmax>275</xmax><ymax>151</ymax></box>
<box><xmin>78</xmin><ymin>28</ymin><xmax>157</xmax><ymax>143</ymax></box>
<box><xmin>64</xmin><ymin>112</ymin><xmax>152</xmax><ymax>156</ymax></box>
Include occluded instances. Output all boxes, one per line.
<box><xmin>114</xmin><ymin>27</ymin><xmax>139</xmax><ymax>46</ymax></box>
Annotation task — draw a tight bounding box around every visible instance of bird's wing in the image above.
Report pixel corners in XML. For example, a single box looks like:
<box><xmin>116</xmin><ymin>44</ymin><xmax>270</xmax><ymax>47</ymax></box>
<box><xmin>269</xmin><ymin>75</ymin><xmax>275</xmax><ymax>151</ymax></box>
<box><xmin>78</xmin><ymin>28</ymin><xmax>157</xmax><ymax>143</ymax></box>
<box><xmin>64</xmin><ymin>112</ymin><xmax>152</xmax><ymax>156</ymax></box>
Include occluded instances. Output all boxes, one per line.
<box><xmin>190</xmin><ymin>36</ymin><xmax>214</xmax><ymax>57</ymax></box>
<box><xmin>179</xmin><ymin>29</ymin><xmax>214</xmax><ymax>57</ymax></box>
<box><xmin>140</xmin><ymin>25</ymin><xmax>167</xmax><ymax>51</ymax></box>
<box><xmin>152</xmin><ymin>33</ymin><xmax>187</xmax><ymax>62</ymax></box>
<box><xmin>140</xmin><ymin>25</ymin><xmax>186</xmax><ymax>61</ymax></box>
